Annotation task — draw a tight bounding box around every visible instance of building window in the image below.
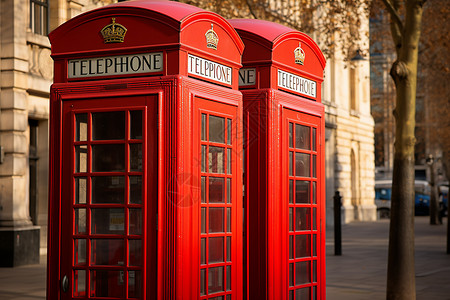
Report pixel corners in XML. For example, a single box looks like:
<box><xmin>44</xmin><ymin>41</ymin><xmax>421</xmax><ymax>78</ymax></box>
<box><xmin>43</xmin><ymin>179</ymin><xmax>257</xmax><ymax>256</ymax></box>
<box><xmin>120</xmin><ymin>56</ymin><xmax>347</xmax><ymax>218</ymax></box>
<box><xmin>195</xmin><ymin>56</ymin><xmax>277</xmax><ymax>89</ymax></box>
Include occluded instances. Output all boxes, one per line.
<box><xmin>349</xmin><ymin>67</ymin><xmax>358</xmax><ymax>112</ymax></box>
<box><xmin>29</xmin><ymin>119</ymin><xmax>39</xmax><ymax>225</ymax></box>
<box><xmin>30</xmin><ymin>0</ymin><xmax>49</xmax><ymax>35</ymax></box>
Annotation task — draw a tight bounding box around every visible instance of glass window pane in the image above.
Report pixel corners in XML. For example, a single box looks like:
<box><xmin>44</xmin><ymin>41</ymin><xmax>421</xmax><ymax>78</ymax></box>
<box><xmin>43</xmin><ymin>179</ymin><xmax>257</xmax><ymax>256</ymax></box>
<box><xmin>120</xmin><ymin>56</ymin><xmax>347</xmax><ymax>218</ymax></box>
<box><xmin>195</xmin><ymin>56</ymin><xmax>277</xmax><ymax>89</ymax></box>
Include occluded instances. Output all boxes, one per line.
<box><xmin>91</xmin><ymin>239</ymin><xmax>124</xmax><ymax>265</ymax></box>
<box><xmin>289</xmin><ymin>180</ymin><xmax>294</xmax><ymax>204</ymax></box>
<box><xmin>130</xmin><ymin>144</ymin><xmax>142</xmax><ymax>172</ymax></box>
<box><xmin>129</xmin><ymin>239</ymin><xmax>142</xmax><ymax>266</ymax></box>
<box><xmin>92</xmin><ymin>111</ymin><xmax>125</xmax><ymax>140</ymax></box>
<box><xmin>200</xmin><ymin>269</ymin><xmax>206</xmax><ymax>295</ymax></box>
<box><xmin>201</xmin><ymin>238</ymin><xmax>206</xmax><ymax>264</ymax></box>
<box><xmin>201</xmin><ymin>177</ymin><xmax>206</xmax><ymax>203</ymax></box>
<box><xmin>130</xmin><ymin>110</ymin><xmax>143</xmax><ymax>140</ymax></box>
<box><xmin>226</xmin><ymin>236</ymin><xmax>231</xmax><ymax>261</ymax></box>
<box><xmin>295</xmin><ymin>153</ymin><xmax>310</xmax><ymax>177</ymax></box>
<box><xmin>289</xmin><ymin>235</ymin><xmax>293</xmax><ymax>259</ymax></box>
<box><xmin>201</xmin><ymin>114</ymin><xmax>207</xmax><ymax>141</ymax></box>
<box><xmin>209</xmin><ymin>146</ymin><xmax>225</xmax><ymax>174</ymax></box>
<box><xmin>227</xmin><ymin>149</ymin><xmax>231</xmax><ymax>175</ymax></box>
<box><xmin>201</xmin><ymin>208</ymin><xmax>206</xmax><ymax>234</ymax></box>
<box><xmin>312</xmin><ymin>128</ymin><xmax>317</xmax><ymax>151</ymax></box>
<box><xmin>313</xmin><ymin>155</ymin><xmax>317</xmax><ymax>178</ymax></box>
<box><xmin>295</xmin><ymin>181</ymin><xmax>310</xmax><ymax>204</ymax></box>
<box><xmin>75</xmin><ymin>145</ymin><xmax>88</xmax><ymax>173</ymax></box>
<box><xmin>90</xmin><ymin>270</ymin><xmax>124</xmax><ymax>297</ymax></box>
<box><xmin>209</xmin><ymin>237</ymin><xmax>224</xmax><ymax>263</ymax></box>
<box><xmin>295</xmin><ymin>207</ymin><xmax>311</xmax><ymax>231</ymax></box>
<box><xmin>295</xmin><ymin>287</ymin><xmax>311</xmax><ymax>299</ymax></box>
<box><xmin>289</xmin><ymin>263</ymin><xmax>294</xmax><ymax>287</ymax></box>
<box><xmin>227</xmin><ymin>119</ymin><xmax>232</xmax><ymax>145</ymax></box>
<box><xmin>75</xmin><ymin>208</ymin><xmax>86</xmax><ymax>234</ymax></box>
<box><xmin>128</xmin><ymin>270</ymin><xmax>141</xmax><ymax>298</ymax></box>
<box><xmin>313</xmin><ymin>260</ymin><xmax>317</xmax><ymax>282</ymax></box>
<box><xmin>73</xmin><ymin>270</ymin><xmax>86</xmax><ymax>296</ymax></box>
<box><xmin>313</xmin><ymin>286</ymin><xmax>317</xmax><ymax>300</ymax></box>
<box><xmin>129</xmin><ymin>208</ymin><xmax>142</xmax><ymax>235</ymax></box>
<box><xmin>312</xmin><ymin>181</ymin><xmax>316</xmax><ymax>204</ymax></box>
<box><xmin>209</xmin><ymin>207</ymin><xmax>224</xmax><ymax>233</ymax></box>
<box><xmin>92</xmin><ymin>144</ymin><xmax>125</xmax><ymax>172</ymax></box>
<box><xmin>92</xmin><ymin>176</ymin><xmax>125</xmax><ymax>204</ymax></box>
<box><xmin>208</xmin><ymin>266</ymin><xmax>224</xmax><ymax>293</ymax></box>
<box><xmin>226</xmin><ymin>265</ymin><xmax>231</xmax><ymax>291</ymax></box>
<box><xmin>295</xmin><ymin>124</ymin><xmax>310</xmax><ymax>150</ymax></box>
<box><xmin>295</xmin><ymin>261</ymin><xmax>311</xmax><ymax>285</ymax></box>
<box><xmin>289</xmin><ymin>122</ymin><xmax>293</xmax><ymax>148</ymax></box>
<box><xmin>289</xmin><ymin>290</ymin><xmax>294</xmax><ymax>300</ymax></box>
<box><xmin>209</xmin><ymin>177</ymin><xmax>225</xmax><ymax>203</ymax></box>
<box><xmin>226</xmin><ymin>178</ymin><xmax>231</xmax><ymax>203</ymax></box>
<box><xmin>313</xmin><ymin>234</ymin><xmax>317</xmax><ymax>256</ymax></box>
<box><xmin>295</xmin><ymin>235</ymin><xmax>311</xmax><ymax>258</ymax></box>
<box><xmin>201</xmin><ymin>146</ymin><xmax>206</xmax><ymax>173</ymax></box>
<box><xmin>91</xmin><ymin>208</ymin><xmax>124</xmax><ymax>234</ymax></box>
<box><xmin>227</xmin><ymin>208</ymin><xmax>231</xmax><ymax>232</ymax></box>
<box><xmin>313</xmin><ymin>208</ymin><xmax>317</xmax><ymax>230</ymax></box>
<box><xmin>289</xmin><ymin>208</ymin><xmax>293</xmax><ymax>232</ymax></box>
<box><xmin>209</xmin><ymin>115</ymin><xmax>225</xmax><ymax>143</ymax></box>
<box><xmin>129</xmin><ymin>176</ymin><xmax>142</xmax><ymax>204</ymax></box>
<box><xmin>289</xmin><ymin>151</ymin><xmax>293</xmax><ymax>176</ymax></box>
<box><xmin>75</xmin><ymin>177</ymin><xmax>87</xmax><ymax>204</ymax></box>
<box><xmin>74</xmin><ymin>239</ymin><xmax>86</xmax><ymax>265</ymax></box>
<box><xmin>76</xmin><ymin>113</ymin><xmax>88</xmax><ymax>142</ymax></box>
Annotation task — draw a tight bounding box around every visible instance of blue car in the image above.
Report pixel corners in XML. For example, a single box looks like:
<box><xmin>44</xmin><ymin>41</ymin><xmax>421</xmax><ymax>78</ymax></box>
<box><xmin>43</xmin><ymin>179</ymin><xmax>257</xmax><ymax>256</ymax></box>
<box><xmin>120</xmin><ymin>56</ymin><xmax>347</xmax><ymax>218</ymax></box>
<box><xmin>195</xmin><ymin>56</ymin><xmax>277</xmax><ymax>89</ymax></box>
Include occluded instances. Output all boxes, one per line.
<box><xmin>375</xmin><ymin>180</ymin><xmax>439</xmax><ymax>218</ymax></box>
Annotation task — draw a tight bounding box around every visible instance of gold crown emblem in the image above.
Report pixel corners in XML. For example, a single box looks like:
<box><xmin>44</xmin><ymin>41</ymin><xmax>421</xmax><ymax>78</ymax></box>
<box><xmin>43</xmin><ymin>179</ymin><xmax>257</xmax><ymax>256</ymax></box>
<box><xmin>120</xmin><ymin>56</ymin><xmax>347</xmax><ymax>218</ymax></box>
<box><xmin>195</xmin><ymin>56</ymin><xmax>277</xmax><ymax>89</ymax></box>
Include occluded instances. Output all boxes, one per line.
<box><xmin>294</xmin><ymin>42</ymin><xmax>306</xmax><ymax>65</ymax></box>
<box><xmin>101</xmin><ymin>18</ymin><xmax>127</xmax><ymax>43</ymax></box>
<box><xmin>205</xmin><ymin>24</ymin><xmax>219</xmax><ymax>50</ymax></box>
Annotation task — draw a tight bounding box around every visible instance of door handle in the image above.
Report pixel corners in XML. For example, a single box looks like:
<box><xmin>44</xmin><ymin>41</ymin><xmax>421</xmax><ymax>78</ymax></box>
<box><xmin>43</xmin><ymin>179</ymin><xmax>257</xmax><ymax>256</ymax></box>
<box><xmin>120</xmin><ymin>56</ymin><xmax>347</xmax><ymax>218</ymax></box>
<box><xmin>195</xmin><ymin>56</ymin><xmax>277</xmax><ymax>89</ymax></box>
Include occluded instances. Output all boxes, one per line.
<box><xmin>61</xmin><ymin>275</ymin><xmax>69</xmax><ymax>293</ymax></box>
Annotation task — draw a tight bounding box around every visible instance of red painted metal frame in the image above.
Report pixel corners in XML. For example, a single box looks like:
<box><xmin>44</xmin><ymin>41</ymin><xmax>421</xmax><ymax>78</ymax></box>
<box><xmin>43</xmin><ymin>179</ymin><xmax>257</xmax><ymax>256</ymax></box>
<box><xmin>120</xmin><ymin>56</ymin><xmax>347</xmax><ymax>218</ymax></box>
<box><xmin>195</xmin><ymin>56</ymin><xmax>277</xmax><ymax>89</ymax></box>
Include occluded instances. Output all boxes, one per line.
<box><xmin>229</xmin><ymin>19</ymin><xmax>326</xmax><ymax>300</ymax></box>
<box><xmin>60</xmin><ymin>96</ymin><xmax>157</xmax><ymax>300</ymax></box>
<box><xmin>48</xmin><ymin>1</ymin><xmax>244</xmax><ymax>299</ymax></box>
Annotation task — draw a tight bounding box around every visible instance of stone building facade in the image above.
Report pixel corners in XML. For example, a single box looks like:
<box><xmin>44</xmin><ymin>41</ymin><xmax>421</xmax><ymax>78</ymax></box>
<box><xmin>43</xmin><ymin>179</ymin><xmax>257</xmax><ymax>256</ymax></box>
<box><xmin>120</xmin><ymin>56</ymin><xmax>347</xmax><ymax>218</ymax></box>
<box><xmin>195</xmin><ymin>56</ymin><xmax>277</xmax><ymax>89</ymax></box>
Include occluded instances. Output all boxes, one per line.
<box><xmin>0</xmin><ymin>0</ymin><xmax>112</xmax><ymax>266</ymax></box>
<box><xmin>323</xmin><ymin>51</ymin><xmax>377</xmax><ymax>225</ymax></box>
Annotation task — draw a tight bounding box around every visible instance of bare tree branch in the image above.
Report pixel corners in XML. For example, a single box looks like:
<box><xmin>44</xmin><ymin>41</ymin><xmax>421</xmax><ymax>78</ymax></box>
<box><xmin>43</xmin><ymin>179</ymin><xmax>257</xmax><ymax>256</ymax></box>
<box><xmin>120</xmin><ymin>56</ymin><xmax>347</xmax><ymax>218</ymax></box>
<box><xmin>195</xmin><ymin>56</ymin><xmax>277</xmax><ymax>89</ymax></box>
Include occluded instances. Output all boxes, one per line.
<box><xmin>382</xmin><ymin>0</ymin><xmax>404</xmax><ymax>44</ymax></box>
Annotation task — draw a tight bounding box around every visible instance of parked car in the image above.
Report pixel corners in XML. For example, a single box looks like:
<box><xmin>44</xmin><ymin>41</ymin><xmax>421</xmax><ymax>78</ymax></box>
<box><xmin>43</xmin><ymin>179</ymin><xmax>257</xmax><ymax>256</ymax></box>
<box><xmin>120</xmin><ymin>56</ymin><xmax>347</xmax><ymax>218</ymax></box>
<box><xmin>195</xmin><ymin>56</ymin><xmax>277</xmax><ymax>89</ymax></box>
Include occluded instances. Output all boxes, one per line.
<box><xmin>375</xmin><ymin>180</ymin><xmax>432</xmax><ymax>219</ymax></box>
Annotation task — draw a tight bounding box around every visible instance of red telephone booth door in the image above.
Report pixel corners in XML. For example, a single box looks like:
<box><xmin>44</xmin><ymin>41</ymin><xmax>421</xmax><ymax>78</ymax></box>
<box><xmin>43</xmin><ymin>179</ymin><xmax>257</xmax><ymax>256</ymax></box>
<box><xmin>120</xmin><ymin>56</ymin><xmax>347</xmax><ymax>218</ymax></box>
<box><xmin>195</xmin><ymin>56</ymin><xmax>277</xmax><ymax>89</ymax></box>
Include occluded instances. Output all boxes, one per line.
<box><xmin>283</xmin><ymin>108</ymin><xmax>324</xmax><ymax>300</ymax></box>
<box><xmin>59</xmin><ymin>95</ymin><xmax>158</xmax><ymax>299</ymax></box>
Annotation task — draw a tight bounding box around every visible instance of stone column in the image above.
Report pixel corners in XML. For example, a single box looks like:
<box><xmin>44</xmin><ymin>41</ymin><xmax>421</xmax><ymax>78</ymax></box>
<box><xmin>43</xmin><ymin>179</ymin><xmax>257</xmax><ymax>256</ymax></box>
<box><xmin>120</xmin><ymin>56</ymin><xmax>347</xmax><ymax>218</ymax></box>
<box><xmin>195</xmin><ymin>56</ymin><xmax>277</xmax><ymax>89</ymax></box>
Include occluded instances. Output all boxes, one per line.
<box><xmin>0</xmin><ymin>0</ymin><xmax>40</xmax><ymax>267</ymax></box>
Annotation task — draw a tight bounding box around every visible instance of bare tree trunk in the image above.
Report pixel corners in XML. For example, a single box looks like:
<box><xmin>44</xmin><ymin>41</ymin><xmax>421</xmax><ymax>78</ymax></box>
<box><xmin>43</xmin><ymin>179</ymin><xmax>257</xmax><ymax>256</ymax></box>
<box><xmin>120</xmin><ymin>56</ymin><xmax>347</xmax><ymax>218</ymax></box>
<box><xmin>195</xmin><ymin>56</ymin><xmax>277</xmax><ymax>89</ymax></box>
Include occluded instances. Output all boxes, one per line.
<box><xmin>384</xmin><ymin>0</ymin><xmax>426</xmax><ymax>299</ymax></box>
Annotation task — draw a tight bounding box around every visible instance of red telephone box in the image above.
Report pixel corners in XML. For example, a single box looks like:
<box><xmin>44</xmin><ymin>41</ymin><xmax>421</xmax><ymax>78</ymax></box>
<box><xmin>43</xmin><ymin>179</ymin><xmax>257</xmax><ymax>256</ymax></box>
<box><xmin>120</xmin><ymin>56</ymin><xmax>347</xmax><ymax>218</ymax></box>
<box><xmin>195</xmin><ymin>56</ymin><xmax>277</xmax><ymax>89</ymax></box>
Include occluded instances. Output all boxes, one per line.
<box><xmin>228</xmin><ymin>19</ymin><xmax>326</xmax><ymax>300</ymax></box>
<box><xmin>47</xmin><ymin>1</ymin><xmax>244</xmax><ymax>299</ymax></box>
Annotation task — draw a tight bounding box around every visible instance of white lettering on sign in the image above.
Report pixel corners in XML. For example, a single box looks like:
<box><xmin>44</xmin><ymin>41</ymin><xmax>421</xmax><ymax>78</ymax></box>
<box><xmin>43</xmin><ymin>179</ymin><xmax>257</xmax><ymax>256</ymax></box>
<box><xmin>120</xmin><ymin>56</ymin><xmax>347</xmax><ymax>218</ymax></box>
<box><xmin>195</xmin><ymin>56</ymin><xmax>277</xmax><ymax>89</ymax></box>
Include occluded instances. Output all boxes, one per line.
<box><xmin>188</xmin><ymin>54</ymin><xmax>232</xmax><ymax>85</ymax></box>
<box><xmin>278</xmin><ymin>69</ymin><xmax>316</xmax><ymax>98</ymax></box>
<box><xmin>68</xmin><ymin>52</ymin><xmax>163</xmax><ymax>78</ymax></box>
<box><xmin>239</xmin><ymin>68</ymin><xmax>256</xmax><ymax>86</ymax></box>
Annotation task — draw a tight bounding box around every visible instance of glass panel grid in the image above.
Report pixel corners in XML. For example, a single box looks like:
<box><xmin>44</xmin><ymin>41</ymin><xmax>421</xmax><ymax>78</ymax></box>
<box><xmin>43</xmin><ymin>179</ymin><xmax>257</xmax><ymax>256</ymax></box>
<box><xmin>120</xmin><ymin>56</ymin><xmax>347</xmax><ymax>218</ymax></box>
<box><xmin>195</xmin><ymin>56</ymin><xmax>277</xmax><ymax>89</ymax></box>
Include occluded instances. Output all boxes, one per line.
<box><xmin>72</xmin><ymin>110</ymin><xmax>145</xmax><ymax>299</ymax></box>
<box><xmin>288</xmin><ymin>121</ymin><xmax>318</xmax><ymax>298</ymax></box>
<box><xmin>200</xmin><ymin>113</ymin><xmax>233</xmax><ymax>298</ymax></box>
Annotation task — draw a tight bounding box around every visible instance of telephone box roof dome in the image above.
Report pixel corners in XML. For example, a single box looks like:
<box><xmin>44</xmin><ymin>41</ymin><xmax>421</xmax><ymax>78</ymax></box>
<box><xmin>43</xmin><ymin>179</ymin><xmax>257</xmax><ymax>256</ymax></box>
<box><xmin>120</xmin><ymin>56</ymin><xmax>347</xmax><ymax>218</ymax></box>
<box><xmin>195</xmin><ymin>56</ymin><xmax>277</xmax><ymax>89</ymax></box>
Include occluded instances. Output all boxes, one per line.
<box><xmin>229</xmin><ymin>19</ymin><xmax>325</xmax><ymax>69</ymax></box>
<box><xmin>49</xmin><ymin>0</ymin><xmax>244</xmax><ymax>56</ymax></box>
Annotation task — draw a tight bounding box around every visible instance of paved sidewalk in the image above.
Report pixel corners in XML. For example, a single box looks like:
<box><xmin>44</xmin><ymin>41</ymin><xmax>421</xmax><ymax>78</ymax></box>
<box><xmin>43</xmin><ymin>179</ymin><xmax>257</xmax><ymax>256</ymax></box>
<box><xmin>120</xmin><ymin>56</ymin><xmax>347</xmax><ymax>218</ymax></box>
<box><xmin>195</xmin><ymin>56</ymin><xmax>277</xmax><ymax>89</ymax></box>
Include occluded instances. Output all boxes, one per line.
<box><xmin>326</xmin><ymin>216</ymin><xmax>450</xmax><ymax>300</ymax></box>
<box><xmin>1</xmin><ymin>216</ymin><xmax>449</xmax><ymax>299</ymax></box>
